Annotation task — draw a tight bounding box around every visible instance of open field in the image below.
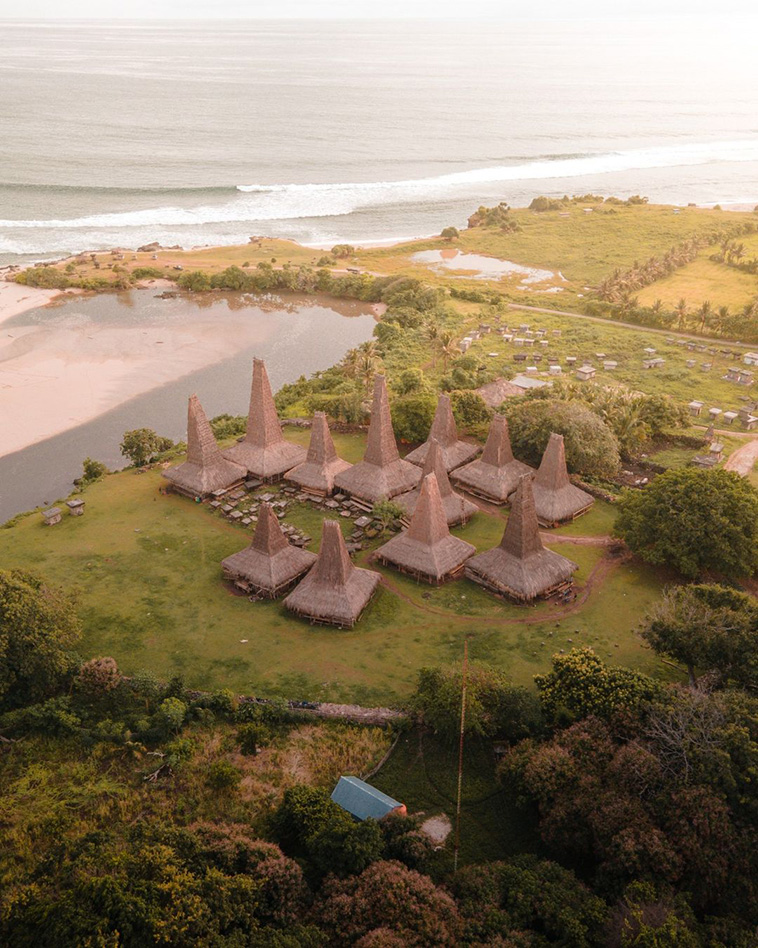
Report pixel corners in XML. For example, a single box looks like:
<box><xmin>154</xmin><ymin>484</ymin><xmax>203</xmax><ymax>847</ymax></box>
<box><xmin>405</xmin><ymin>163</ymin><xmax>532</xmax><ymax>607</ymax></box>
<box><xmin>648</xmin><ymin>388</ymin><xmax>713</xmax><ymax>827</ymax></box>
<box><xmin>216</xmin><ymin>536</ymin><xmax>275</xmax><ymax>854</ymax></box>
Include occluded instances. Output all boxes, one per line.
<box><xmin>0</xmin><ymin>431</ymin><xmax>670</xmax><ymax>704</ymax></box>
<box><xmin>637</xmin><ymin>256</ymin><xmax>758</xmax><ymax>310</ymax></box>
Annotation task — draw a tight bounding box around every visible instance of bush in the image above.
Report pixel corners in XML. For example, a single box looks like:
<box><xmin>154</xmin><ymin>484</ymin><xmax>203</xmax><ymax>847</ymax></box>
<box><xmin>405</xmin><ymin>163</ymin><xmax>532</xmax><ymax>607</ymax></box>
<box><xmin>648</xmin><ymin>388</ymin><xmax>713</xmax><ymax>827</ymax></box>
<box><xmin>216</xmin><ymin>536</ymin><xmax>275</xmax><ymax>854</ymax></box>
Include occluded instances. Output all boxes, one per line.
<box><xmin>177</xmin><ymin>269</ymin><xmax>212</xmax><ymax>291</ymax></box>
<box><xmin>76</xmin><ymin>657</ymin><xmax>121</xmax><ymax>695</ymax></box>
<box><xmin>81</xmin><ymin>457</ymin><xmax>108</xmax><ymax>483</ymax></box>
<box><xmin>15</xmin><ymin>266</ymin><xmax>70</xmax><ymax>289</ymax></box>
<box><xmin>331</xmin><ymin>244</ymin><xmax>355</xmax><ymax>258</ymax></box>
<box><xmin>206</xmin><ymin>760</ymin><xmax>242</xmax><ymax>791</ymax></box>
<box><xmin>505</xmin><ymin>398</ymin><xmax>620</xmax><ymax>478</ymax></box>
<box><xmin>390</xmin><ymin>393</ymin><xmax>437</xmax><ymax>443</ymax></box>
<box><xmin>156</xmin><ymin>696</ymin><xmax>186</xmax><ymax>734</ymax></box>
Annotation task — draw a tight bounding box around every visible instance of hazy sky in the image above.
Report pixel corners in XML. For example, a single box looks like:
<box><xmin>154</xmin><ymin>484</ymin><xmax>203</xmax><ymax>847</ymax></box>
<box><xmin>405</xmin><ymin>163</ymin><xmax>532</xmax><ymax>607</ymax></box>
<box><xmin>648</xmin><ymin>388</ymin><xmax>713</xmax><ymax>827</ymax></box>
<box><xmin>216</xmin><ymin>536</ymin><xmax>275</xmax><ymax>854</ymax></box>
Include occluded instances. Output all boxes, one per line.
<box><xmin>2</xmin><ymin>0</ymin><xmax>757</xmax><ymax>18</ymax></box>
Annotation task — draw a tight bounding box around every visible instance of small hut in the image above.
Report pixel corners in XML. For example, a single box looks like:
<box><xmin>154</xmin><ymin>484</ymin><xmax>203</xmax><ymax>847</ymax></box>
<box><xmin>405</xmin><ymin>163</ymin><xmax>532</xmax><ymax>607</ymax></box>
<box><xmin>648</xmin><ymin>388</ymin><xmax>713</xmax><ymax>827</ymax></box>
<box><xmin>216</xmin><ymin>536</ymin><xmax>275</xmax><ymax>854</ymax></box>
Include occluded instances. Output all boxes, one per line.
<box><xmin>451</xmin><ymin>414</ymin><xmax>533</xmax><ymax>504</ymax></box>
<box><xmin>465</xmin><ymin>475</ymin><xmax>577</xmax><ymax>603</ymax></box>
<box><xmin>395</xmin><ymin>438</ymin><xmax>477</xmax><ymax>527</ymax></box>
<box><xmin>404</xmin><ymin>394</ymin><xmax>479</xmax><ymax>472</ymax></box>
<box><xmin>222</xmin><ymin>358</ymin><xmax>306</xmax><ymax>481</ymax></box>
<box><xmin>221</xmin><ymin>503</ymin><xmax>316</xmax><ymax>597</ymax></box>
<box><xmin>531</xmin><ymin>433</ymin><xmax>594</xmax><ymax>527</ymax></box>
<box><xmin>284</xmin><ymin>412</ymin><xmax>352</xmax><ymax>496</ymax></box>
<box><xmin>376</xmin><ymin>473</ymin><xmax>476</xmax><ymax>584</ymax></box>
<box><xmin>284</xmin><ymin>520</ymin><xmax>381</xmax><ymax>628</ymax></box>
<box><xmin>163</xmin><ymin>395</ymin><xmax>246</xmax><ymax>498</ymax></box>
<box><xmin>331</xmin><ymin>776</ymin><xmax>406</xmax><ymax>821</ymax></box>
<box><xmin>66</xmin><ymin>499</ymin><xmax>85</xmax><ymax>517</ymax></box>
<box><xmin>333</xmin><ymin>375</ymin><xmax>421</xmax><ymax>508</ymax></box>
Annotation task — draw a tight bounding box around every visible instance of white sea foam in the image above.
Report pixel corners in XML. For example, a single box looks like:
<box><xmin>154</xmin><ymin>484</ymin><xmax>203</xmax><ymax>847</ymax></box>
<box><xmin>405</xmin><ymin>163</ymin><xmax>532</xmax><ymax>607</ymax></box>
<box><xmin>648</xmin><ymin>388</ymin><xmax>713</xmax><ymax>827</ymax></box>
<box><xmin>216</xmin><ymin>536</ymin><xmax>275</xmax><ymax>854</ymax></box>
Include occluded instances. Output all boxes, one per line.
<box><xmin>2</xmin><ymin>139</ymin><xmax>757</xmax><ymax>234</ymax></box>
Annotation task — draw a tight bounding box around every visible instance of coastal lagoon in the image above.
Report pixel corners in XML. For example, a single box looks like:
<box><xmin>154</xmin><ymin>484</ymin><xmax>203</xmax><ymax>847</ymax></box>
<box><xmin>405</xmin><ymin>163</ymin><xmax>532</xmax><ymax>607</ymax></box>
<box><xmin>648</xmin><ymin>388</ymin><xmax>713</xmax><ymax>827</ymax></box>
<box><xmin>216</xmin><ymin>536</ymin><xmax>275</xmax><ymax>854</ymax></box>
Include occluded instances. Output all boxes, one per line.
<box><xmin>0</xmin><ymin>290</ymin><xmax>377</xmax><ymax>521</ymax></box>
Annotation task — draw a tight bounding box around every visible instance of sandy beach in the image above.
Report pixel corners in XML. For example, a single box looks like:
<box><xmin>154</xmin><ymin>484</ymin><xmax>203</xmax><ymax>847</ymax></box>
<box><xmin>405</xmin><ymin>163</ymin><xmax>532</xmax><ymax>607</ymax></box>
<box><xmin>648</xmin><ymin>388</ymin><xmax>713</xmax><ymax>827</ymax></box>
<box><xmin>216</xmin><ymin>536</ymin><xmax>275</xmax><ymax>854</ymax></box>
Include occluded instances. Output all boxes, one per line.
<box><xmin>0</xmin><ymin>281</ymin><xmax>65</xmax><ymax>325</ymax></box>
<box><xmin>0</xmin><ymin>292</ymin><xmax>281</xmax><ymax>459</ymax></box>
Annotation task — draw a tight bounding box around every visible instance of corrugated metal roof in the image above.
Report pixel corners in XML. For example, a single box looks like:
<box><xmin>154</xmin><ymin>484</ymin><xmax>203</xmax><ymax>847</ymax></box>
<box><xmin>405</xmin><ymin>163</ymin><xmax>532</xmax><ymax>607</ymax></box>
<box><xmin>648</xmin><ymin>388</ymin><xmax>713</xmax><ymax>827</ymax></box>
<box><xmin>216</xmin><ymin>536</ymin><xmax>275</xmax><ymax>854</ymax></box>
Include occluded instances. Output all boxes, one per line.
<box><xmin>331</xmin><ymin>776</ymin><xmax>402</xmax><ymax>821</ymax></box>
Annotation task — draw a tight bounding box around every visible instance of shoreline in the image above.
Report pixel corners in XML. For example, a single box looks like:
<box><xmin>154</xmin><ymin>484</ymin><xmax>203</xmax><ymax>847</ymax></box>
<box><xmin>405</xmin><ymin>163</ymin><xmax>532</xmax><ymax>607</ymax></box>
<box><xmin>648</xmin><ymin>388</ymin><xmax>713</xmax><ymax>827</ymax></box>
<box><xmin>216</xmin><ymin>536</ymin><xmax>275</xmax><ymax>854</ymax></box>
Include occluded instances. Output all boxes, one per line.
<box><xmin>0</xmin><ymin>281</ymin><xmax>69</xmax><ymax>324</ymax></box>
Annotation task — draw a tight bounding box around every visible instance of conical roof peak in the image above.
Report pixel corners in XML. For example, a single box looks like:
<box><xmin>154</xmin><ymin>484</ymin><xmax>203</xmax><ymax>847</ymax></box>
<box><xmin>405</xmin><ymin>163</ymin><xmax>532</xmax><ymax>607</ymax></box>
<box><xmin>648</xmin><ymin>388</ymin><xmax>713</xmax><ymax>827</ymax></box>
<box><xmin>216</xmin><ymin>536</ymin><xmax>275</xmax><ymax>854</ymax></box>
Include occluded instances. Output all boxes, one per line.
<box><xmin>422</xmin><ymin>439</ymin><xmax>453</xmax><ymax>497</ymax></box>
<box><xmin>246</xmin><ymin>357</ymin><xmax>285</xmax><ymax>449</ymax></box>
<box><xmin>187</xmin><ymin>394</ymin><xmax>224</xmax><ymax>467</ymax></box>
<box><xmin>312</xmin><ymin>520</ymin><xmax>354</xmax><ymax>586</ymax></box>
<box><xmin>407</xmin><ymin>474</ymin><xmax>451</xmax><ymax>547</ymax></box>
<box><xmin>251</xmin><ymin>503</ymin><xmax>290</xmax><ymax>556</ymax></box>
<box><xmin>481</xmin><ymin>414</ymin><xmax>515</xmax><ymax>467</ymax></box>
<box><xmin>536</xmin><ymin>433</ymin><xmax>571</xmax><ymax>492</ymax></box>
<box><xmin>500</xmin><ymin>474</ymin><xmax>544</xmax><ymax>560</ymax></box>
<box><xmin>364</xmin><ymin>375</ymin><xmax>400</xmax><ymax>468</ymax></box>
<box><xmin>429</xmin><ymin>394</ymin><xmax>458</xmax><ymax>447</ymax></box>
<box><xmin>307</xmin><ymin>412</ymin><xmax>338</xmax><ymax>465</ymax></box>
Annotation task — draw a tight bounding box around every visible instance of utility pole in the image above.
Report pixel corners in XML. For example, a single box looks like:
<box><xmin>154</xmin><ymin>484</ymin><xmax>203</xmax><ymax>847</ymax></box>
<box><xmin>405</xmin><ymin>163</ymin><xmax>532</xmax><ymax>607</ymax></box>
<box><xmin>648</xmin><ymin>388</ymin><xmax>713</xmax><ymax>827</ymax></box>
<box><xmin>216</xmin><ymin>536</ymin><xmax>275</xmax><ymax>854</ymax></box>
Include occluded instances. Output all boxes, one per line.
<box><xmin>453</xmin><ymin>635</ymin><xmax>470</xmax><ymax>873</ymax></box>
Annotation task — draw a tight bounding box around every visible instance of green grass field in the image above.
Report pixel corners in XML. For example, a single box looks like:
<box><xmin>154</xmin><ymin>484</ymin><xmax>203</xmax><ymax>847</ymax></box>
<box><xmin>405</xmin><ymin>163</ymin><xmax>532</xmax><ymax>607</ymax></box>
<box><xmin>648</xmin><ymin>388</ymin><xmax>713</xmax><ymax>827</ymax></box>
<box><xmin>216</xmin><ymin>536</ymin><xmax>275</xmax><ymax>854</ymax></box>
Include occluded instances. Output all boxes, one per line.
<box><xmin>451</xmin><ymin>306</ymin><xmax>758</xmax><ymax>416</ymax></box>
<box><xmin>0</xmin><ymin>432</ymin><xmax>669</xmax><ymax>704</ymax></box>
<box><xmin>637</xmin><ymin>256</ymin><xmax>758</xmax><ymax>310</ymax></box>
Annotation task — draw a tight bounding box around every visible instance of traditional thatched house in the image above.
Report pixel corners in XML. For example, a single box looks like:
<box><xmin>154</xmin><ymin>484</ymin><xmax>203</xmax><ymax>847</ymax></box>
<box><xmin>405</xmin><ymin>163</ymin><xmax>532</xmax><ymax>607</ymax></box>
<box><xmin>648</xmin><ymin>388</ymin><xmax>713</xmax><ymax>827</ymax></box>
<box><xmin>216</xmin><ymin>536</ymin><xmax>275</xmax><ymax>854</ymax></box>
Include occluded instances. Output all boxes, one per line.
<box><xmin>376</xmin><ymin>473</ymin><xmax>476</xmax><ymax>584</ymax></box>
<box><xmin>284</xmin><ymin>412</ymin><xmax>351</xmax><ymax>496</ymax></box>
<box><xmin>222</xmin><ymin>358</ymin><xmax>306</xmax><ymax>481</ymax></box>
<box><xmin>221</xmin><ymin>503</ymin><xmax>316</xmax><ymax>597</ymax></box>
<box><xmin>531</xmin><ymin>433</ymin><xmax>594</xmax><ymax>527</ymax></box>
<box><xmin>284</xmin><ymin>520</ymin><xmax>381</xmax><ymax>628</ymax></box>
<box><xmin>465</xmin><ymin>475</ymin><xmax>577</xmax><ymax>603</ymax></box>
<box><xmin>333</xmin><ymin>375</ymin><xmax>421</xmax><ymax>508</ymax></box>
<box><xmin>163</xmin><ymin>395</ymin><xmax>246</xmax><ymax>498</ymax></box>
<box><xmin>395</xmin><ymin>438</ymin><xmax>477</xmax><ymax>526</ymax></box>
<box><xmin>404</xmin><ymin>394</ymin><xmax>479</xmax><ymax>472</ymax></box>
<box><xmin>450</xmin><ymin>414</ymin><xmax>533</xmax><ymax>504</ymax></box>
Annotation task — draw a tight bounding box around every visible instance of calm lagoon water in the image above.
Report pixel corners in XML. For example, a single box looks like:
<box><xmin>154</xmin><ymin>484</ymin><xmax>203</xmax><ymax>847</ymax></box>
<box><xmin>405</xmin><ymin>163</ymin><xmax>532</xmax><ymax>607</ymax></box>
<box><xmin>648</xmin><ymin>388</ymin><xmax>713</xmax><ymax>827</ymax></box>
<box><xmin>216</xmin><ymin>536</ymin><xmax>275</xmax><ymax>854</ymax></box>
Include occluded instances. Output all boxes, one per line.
<box><xmin>0</xmin><ymin>290</ymin><xmax>376</xmax><ymax>522</ymax></box>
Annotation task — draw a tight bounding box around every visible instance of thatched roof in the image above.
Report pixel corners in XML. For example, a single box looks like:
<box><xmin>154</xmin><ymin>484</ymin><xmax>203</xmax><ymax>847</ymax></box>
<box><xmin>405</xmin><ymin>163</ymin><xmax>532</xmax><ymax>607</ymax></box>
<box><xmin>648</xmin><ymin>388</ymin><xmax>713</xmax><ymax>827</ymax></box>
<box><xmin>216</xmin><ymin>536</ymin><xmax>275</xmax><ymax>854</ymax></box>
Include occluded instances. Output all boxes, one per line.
<box><xmin>163</xmin><ymin>395</ymin><xmax>246</xmax><ymax>497</ymax></box>
<box><xmin>223</xmin><ymin>358</ymin><xmax>306</xmax><ymax>479</ymax></box>
<box><xmin>395</xmin><ymin>438</ymin><xmax>477</xmax><ymax>526</ymax></box>
<box><xmin>532</xmin><ymin>433</ymin><xmax>594</xmax><ymax>526</ymax></box>
<box><xmin>376</xmin><ymin>474</ymin><xmax>476</xmax><ymax>583</ymax></box>
<box><xmin>476</xmin><ymin>377</ymin><xmax>525</xmax><ymax>409</ymax></box>
<box><xmin>465</xmin><ymin>474</ymin><xmax>577</xmax><ymax>602</ymax></box>
<box><xmin>450</xmin><ymin>414</ymin><xmax>533</xmax><ymax>504</ymax></box>
<box><xmin>404</xmin><ymin>394</ymin><xmax>480</xmax><ymax>471</ymax></box>
<box><xmin>333</xmin><ymin>375</ymin><xmax>421</xmax><ymax>503</ymax></box>
<box><xmin>284</xmin><ymin>520</ymin><xmax>381</xmax><ymax>628</ymax></box>
<box><xmin>221</xmin><ymin>503</ymin><xmax>316</xmax><ymax>597</ymax></box>
<box><xmin>285</xmin><ymin>412</ymin><xmax>352</xmax><ymax>494</ymax></box>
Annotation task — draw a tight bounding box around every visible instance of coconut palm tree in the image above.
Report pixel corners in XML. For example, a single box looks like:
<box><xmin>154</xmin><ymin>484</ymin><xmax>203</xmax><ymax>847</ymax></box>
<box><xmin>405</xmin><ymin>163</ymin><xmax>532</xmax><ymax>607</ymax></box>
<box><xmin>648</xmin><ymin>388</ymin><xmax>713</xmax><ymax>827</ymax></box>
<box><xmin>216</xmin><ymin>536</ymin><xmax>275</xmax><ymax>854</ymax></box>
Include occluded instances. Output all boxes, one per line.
<box><xmin>697</xmin><ymin>300</ymin><xmax>713</xmax><ymax>333</ymax></box>
<box><xmin>437</xmin><ymin>330</ymin><xmax>458</xmax><ymax>371</ymax></box>
<box><xmin>674</xmin><ymin>298</ymin><xmax>688</xmax><ymax>332</ymax></box>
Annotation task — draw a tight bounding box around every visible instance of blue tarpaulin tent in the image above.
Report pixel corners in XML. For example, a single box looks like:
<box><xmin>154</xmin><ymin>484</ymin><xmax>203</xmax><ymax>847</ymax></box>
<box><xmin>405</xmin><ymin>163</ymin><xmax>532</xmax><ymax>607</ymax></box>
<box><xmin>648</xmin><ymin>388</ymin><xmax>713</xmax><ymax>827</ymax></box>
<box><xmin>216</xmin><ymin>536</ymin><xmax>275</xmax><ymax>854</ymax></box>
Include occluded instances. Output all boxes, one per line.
<box><xmin>331</xmin><ymin>776</ymin><xmax>405</xmax><ymax>821</ymax></box>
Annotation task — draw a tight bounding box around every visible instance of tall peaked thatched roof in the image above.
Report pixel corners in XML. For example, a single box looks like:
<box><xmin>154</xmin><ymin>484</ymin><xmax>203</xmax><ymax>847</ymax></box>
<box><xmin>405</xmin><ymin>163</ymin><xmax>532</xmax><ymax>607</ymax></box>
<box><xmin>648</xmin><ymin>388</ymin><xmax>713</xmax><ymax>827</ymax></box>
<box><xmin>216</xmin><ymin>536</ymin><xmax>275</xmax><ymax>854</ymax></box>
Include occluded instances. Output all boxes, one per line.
<box><xmin>532</xmin><ymin>433</ymin><xmax>594</xmax><ymax>526</ymax></box>
<box><xmin>404</xmin><ymin>394</ymin><xmax>480</xmax><ymax>472</ymax></box>
<box><xmin>333</xmin><ymin>375</ymin><xmax>421</xmax><ymax>503</ymax></box>
<box><xmin>284</xmin><ymin>520</ymin><xmax>381</xmax><ymax>627</ymax></box>
<box><xmin>221</xmin><ymin>503</ymin><xmax>316</xmax><ymax>597</ymax></box>
<box><xmin>450</xmin><ymin>414</ymin><xmax>533</xmax><ymax>504</ymax></box>
<box><xmin>222</xmin><ymin>358</ymin><xmax>306</xmax><ymax>479</ymax></box>
<box><xmin>376</xmin><ymin>474</ymin><xmax>476</xmax><ymax>583</ymax></box>
<box><xmin>465</xmin><ymin>475</ymin><xmax>577</xmax><ymax>602</ymax></box>
<box><xmin>395</xmin><ymin>438</ymin><xmax>477</xmax><ymax>526</ymax></box>
<box><xmin>285</xmin><ymin>412</ymin><xmax>352</xmax><ymax>494</ymax></box>
<box><xmin>163</xmin><ymin>395</ymin><xmax>246</xmax><ymax>497</ymax></box>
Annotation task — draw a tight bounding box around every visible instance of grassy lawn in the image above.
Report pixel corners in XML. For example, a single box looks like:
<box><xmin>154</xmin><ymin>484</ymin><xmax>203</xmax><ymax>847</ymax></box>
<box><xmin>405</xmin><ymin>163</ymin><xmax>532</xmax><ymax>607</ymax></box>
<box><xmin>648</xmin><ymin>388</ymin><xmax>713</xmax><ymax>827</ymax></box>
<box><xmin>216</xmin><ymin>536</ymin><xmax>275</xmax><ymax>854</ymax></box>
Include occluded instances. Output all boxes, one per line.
<box><xmin>637</xmin><ymin>256</ymin><xmax>758</xmax><ymax>310</ymax></box>
<box><xmin>0</xmin><ymin>435</ymin><xmax>669</xmax><ymax>703</ymax></box>
<box><xmin>372</xmin><ymin>728</ymin><xmax>541</xmax><ymax>868</ymax></box>
<box><xmin>358</xmin><ymin>203</ymin><xmax>748</xmax><ymax>286</ymax></box>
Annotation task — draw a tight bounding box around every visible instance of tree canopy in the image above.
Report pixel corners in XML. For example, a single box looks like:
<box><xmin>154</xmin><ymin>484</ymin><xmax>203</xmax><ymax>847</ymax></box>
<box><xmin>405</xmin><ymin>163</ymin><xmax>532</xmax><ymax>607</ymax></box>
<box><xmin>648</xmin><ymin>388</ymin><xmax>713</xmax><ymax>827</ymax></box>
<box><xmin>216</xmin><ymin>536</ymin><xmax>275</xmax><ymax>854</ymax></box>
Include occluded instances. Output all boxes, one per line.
<box><xmin>614</xmin><ymin>468</ymin><xmax>758</xmax><ymax>579</ymax></box>
<box><xmin>504</xmin><ymin>398</ymin><xmax>620</xmax><ymax>478</ymax></box>
<box><xmin>0</xmin><ymin>569</ymin><xmax>81</xmax><ymax>709</ymax></box>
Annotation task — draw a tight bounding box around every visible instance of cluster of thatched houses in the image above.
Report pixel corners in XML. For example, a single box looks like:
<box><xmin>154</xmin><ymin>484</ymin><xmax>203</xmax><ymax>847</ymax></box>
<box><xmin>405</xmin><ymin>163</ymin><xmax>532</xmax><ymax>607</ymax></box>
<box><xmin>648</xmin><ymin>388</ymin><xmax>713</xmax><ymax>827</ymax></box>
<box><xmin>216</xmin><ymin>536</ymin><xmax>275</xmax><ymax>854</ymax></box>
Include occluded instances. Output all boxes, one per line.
<box><xmin>163</xmin><ymin>359</ymin><xmax>595</xmax><ymax>626</ymax></box>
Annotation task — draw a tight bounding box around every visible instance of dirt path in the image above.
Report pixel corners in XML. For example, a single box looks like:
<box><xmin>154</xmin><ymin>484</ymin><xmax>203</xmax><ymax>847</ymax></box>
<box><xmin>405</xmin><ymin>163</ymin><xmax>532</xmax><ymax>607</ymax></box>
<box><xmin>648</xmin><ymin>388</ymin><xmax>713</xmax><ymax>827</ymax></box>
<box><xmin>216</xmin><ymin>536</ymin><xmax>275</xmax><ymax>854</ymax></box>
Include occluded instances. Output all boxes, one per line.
<box><xmin>724</xmin><ymin>437</ymin><xmax>758</xmax><ymax>476</ymax></box>
<box><xmin>507</xmin><ymin>302</ymin><xmax>751</xmax><ymax>349</ymax></box>
<box><xmin>372</xmin><ymin>548</ymin><xmax>625</xmax><ymax>626</ymax></box>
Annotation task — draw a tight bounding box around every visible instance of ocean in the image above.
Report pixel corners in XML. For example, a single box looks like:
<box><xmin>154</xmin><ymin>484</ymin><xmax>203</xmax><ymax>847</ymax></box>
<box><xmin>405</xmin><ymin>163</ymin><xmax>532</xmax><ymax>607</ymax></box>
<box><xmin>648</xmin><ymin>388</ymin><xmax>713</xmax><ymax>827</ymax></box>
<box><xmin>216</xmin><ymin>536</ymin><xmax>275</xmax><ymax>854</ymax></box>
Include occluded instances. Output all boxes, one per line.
<box><xmin>2</xmin><ymin>16</ymin><xmax>758</xmax><ymax>266</ymax></box>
